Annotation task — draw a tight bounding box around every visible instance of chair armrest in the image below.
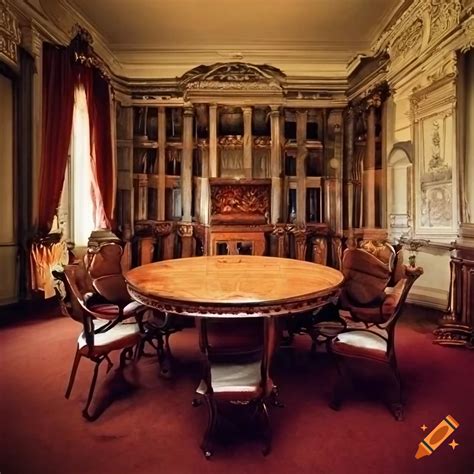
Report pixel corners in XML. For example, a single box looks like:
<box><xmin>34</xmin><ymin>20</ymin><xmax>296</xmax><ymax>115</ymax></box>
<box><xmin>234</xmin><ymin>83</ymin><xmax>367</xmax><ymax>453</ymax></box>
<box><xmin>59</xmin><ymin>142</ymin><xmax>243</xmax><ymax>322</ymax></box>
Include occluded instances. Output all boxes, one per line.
<box><xmin>381</xmin><ymin>278</ymin><xmax>406</xmax><ymax>316</ymax></box>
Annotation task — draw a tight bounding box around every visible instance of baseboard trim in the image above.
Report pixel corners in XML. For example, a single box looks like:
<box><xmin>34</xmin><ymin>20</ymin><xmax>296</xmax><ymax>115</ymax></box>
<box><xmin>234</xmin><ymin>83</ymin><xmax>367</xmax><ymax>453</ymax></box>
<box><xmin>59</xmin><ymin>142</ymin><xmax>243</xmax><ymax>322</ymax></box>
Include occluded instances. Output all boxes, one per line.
<box><xmin>407</xmin><ymin>286</ymin><xmax>448</xmax><ymax>311</ymax></box>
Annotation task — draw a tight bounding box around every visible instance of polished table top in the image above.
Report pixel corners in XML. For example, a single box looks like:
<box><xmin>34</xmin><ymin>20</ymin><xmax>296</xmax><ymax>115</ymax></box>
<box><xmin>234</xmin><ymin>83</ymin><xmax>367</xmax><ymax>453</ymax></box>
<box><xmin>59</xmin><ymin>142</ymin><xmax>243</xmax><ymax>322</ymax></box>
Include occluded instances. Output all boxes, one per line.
<box><xmin>126</xmin><ymin>255</ymin><xmax>343</xmax><ymax>318</ymax></box>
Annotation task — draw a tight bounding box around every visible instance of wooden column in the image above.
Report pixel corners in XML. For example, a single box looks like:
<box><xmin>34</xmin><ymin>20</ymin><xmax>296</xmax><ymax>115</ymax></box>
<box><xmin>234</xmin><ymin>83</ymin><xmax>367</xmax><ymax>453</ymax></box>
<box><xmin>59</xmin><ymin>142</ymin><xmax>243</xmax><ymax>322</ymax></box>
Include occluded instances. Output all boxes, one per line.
<box><xmin>296</xmin><ymin>110</ymin><xmax>307</xmax><ymax>225</ymax></box>
<box><xmin>158</xmin><ymin>107</ymin><xmax>167</xmax><ymax>220</ymax></box>
<box><xmin>344</xmin><ymin>107</ymin><xmax>355</xmax><ymax>231</ymax></box>
<box><xmin>200</xmin><ymin>142</ymin><xmax>210</xmax><ymax>225</ymax></box>
<box><xmin>270</xmin><ymin>106</ymin><xmax>282</xmax><ymax>224</ymax></box>
<box><xmin>325</xmin><ymin>110</ymin><xmax>343</xmax><ymax>236</ymax></box>
<box><xmin>243</xmin><ymin>106</ymin><xmax>252</xmax><ymax>178</ymax></box>
<box><xmin>209</xmin><ymin>104</ymin><xmax>218</xmax><ymax>178</ymax></box>
<box><xmin>363</xmin><ymin>99</ymin><xmax>377</xmax><ymax>228</ymax></box>
<box><xmin>182</xmin><ymin>106</ymin><xmax>193</xmax><ymax>221</ymax></box>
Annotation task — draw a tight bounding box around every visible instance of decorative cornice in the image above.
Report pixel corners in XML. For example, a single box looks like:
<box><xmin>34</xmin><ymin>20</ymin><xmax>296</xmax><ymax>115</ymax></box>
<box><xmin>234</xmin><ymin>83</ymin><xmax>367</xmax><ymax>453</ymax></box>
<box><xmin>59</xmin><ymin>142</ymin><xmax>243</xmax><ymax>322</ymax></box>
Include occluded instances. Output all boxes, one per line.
<box><xmin>0</xmin><ymin>0</ymin><xmax>21</xmax><ymax>66</ymax></box>
<box><xmin>461</xmin><ymin>13</ymin><xmax>474</xmax><ymax>52</ymax></box>
<box><xmin>21</xmin><ymin>23</ymin><xmax>43</xmax><ymax>57</ymax></box>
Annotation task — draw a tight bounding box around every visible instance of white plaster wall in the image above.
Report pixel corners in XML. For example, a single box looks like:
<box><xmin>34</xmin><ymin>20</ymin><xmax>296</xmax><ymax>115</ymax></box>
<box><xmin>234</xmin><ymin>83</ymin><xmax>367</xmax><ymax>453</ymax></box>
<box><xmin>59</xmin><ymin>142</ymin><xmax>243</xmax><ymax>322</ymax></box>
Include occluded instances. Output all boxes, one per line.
<box><xmin>406</xmin><ymin>248</ymin><xmax>450</xmax><ymax>310</ymax></box>
<box><xmin>389</xmin><ymin>92</ymin><xmax>451</xmax><ymax>310</ymax></box>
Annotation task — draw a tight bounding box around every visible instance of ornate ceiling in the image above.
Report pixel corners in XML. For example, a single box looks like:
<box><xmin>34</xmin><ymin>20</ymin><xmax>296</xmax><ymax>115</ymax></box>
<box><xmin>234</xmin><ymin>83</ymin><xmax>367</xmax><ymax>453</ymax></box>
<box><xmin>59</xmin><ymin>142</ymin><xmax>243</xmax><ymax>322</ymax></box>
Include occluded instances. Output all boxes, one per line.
<box><xmin>62</xmin><ymin>0</ymin><xmax>407</xmax><ymax>79</ymax></box>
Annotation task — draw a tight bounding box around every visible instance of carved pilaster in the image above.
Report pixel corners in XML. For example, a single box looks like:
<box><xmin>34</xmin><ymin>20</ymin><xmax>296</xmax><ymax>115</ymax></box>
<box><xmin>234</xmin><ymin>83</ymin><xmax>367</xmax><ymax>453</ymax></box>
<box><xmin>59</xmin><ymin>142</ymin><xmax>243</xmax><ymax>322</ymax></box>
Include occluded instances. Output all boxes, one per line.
<box><xmin>177</xmin><ymin>222</ymin><xmax>194</xmax><ymax>258</ymax></box>
<box><xmin>331</xmin><ymin>236</ymin><xmax>343</xmax><ymax>269</ymax></box>
<box><xmin>288</xmin><ymin>224</ymin><xmax>307</xmax><ymax>261</ymax></box>
<box><xmin>271</xmin><ymin>224</ymin><xmax>286</xmax><ymax>258</ymax></box>
<box><xmin>0</xmin><ymin>0</ymin><xmax>21</xmax><ymax>67</ymax></box>
<box><xmin>154</xmin><ymin>222</ymin><xmax>175</xmax><ymax>260</ymax></box>
<box><xmin>312</xmin><ymin>236</ymin><xmax>328</xmax><ymax>266</ymax></box>
<box><xmin>137</xmin><ymin>236</ymin><xmax>156</xmax><ymax>266</ymax></box>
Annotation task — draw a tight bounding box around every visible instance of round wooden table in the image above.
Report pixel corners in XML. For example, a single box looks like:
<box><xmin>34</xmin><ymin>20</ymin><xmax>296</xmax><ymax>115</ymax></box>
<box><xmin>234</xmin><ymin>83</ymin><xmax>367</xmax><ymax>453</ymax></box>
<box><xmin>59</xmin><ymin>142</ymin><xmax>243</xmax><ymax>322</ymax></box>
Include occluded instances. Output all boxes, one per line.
<box><xmin>125</xmin><ymin>255</ymin><xmax>343</xmax><ymax>318</ymax></box>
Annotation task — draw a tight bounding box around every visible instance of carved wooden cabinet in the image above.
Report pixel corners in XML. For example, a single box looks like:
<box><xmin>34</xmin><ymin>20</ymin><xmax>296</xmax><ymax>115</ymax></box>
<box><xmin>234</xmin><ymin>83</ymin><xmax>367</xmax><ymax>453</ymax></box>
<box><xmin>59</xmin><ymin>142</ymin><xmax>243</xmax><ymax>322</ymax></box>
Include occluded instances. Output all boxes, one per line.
<box><xmin>114</xmin><ymin>62</ymin><xmax>345</xmax><ymax>266</ymax></box>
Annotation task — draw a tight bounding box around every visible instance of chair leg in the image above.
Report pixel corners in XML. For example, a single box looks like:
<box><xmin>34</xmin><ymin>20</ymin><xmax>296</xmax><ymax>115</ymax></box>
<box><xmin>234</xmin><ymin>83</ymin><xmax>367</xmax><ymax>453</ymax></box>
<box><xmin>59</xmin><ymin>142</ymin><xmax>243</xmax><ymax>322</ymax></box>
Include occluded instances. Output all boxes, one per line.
<box><xmin>201</xmin><ymin>396</ymin><xmax>217</xmax><ymax>459</ymax></box>
<box><xmin>65</xmin><ymin>347</ymin><xmax>81</xmax><ymax>399</ymax></box>
<box><xmin>82</xmin><ymin>358</ymin><xmax>102</xmax><ymax>421</ymax></box>
<box><xmin>387</xmin><ymin>365</ymin><xmax>404</xmax><ymax>421</ymax></box>
<box><xmin>119</xmin><ymin>347</ymin><xmax>133</xmax><ymax>369</ymax></box>
<box><xmin>260</xmin><ymin>401</ymin><xmax>272</xmax><ymax>456</ymax></box>
<box><xmin>270</xmin><ymin>384</ymin><xmax>284</xmax><ymax>408</ymax></box>
<box><xmin>330</xmin><ymin>358</ymin><xmax>350</xmax><ymax>411</ymax></box>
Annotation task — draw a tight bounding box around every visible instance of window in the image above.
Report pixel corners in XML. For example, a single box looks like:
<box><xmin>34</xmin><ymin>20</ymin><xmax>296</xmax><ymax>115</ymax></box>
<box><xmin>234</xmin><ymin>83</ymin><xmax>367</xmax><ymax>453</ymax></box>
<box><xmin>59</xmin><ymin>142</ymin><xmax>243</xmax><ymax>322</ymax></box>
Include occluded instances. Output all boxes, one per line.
<box><xmin>57</xmin><ymin>85</ymin><xmax>95</xmax><ymax>247</ymax></box>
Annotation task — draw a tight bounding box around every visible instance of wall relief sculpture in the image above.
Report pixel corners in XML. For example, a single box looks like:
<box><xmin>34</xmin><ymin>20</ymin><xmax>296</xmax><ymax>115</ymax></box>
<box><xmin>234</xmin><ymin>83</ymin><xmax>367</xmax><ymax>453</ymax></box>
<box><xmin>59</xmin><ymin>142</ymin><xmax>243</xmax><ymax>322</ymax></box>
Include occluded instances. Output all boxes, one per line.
<box><xmin>412</xmin><ymin>77</ymin><xmax>457</xmax><ymax>238</ymax></box>
<box><xmin>429</xmin><ymin>0</ymin><xmax>461</xmax><ymax>43</ymax></box>
<box><xmin>210</xmin><ymin>180</ymin><xmax>270</xmax><ymax>225</ymax></box>
<box><xmin>391</xmin><ymin>18</ymin><xmax>423</xmax><ymax>59</ymax></box>
<box><xmin>420</xmin><ymin>185</ymin><xmax>453</xmax><ymax>227</ymax></box>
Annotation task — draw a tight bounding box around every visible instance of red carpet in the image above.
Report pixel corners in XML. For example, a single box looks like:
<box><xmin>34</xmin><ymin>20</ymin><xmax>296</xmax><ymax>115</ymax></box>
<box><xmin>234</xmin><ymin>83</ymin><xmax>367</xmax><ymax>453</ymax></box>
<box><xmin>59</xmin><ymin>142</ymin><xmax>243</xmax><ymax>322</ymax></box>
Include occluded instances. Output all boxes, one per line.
<box><xmin>1</xmin><ymin>304</ymin><xmax>473</xmax><ymax>474</ymax></box>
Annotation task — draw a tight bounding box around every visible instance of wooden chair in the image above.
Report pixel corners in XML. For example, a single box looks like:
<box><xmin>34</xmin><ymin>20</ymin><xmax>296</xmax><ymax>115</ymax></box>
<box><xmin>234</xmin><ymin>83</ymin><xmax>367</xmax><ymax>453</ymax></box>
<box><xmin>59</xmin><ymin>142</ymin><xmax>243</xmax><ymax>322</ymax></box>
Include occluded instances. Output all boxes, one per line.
<box><xmin>327</xmin><ymin>251</ymin><xmax>423</xmax><ymax>420</ymax></box>
<box><xmin>194</xmin><ymin>317</ymin><xmax>280</xmax><ymax>458</ymax></box>
<box><xmin>62</xmin><ymin>264</ymin><xmax>143</xmax><ymax>420</ymax></box>
<box><xmin>85</xmin><ymin>241</ymin><xmax>193</xmax><ymax>377</ymax></box>
<box><xmin>310</xmin><ymin>246</ymin><xmax>397</xmax><ymax>348</ymax></box>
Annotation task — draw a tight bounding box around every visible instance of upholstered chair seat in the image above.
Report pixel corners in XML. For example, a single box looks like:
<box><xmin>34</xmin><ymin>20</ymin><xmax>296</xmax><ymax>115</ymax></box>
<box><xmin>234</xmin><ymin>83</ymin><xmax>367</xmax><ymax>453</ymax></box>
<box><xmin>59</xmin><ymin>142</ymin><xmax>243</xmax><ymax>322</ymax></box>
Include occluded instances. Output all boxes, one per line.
<box><xmin>78</xmin><ymin>320</ymin><xmax>141</xmax><ymax>357</ymax></box>
<box><xmin>331</xmin><ymin>330</ymin><xmax>388</xmax><ymax>363</ymax></box>
<box><xmin>197</xmin><ymin>359</ymin><xmax>272</xmax><ymax>402</ymax></box>
<box><xmin>87</xmin><ymin>300</ymin><xmax>145</xmax><ymax>323</ymax></box>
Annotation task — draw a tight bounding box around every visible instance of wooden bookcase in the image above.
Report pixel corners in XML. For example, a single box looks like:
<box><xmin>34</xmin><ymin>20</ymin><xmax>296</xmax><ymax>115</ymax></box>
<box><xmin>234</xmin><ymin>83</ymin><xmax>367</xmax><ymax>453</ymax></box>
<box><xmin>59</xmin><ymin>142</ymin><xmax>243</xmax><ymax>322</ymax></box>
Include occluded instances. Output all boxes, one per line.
<box><xmin>114</xmin><ymin>62</ymin><xmax>345</xmax><ymax>267</ymax></box>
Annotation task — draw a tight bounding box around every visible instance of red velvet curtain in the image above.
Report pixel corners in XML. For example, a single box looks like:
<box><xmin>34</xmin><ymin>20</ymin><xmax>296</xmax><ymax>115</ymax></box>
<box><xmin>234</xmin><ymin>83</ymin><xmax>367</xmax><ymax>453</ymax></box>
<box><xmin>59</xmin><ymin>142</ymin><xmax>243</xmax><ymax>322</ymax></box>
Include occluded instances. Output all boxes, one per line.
<box><xmin>87</xmin><ymin>68</ymin><xmax>115</xmax><ymax>229</ymax></box>
<box><xmin>37</xmin><ymin>44</ymin><xmax>75</xmax><ymax>235</ymax></box>
<box><xmin>38</xmin><ymin>42</ymin><xmax>115</xmax><ymax>235</ymax></box>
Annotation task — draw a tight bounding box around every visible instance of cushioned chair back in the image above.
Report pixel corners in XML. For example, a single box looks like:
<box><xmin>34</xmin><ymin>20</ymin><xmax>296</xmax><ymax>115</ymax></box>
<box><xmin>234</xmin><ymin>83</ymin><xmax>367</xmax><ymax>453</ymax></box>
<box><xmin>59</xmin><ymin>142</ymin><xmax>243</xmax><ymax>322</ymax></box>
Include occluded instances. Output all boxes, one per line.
<box><xmin>199</xmin><ymin>318</ymin><xmax>264</xmax><ymax>363</ymax></box>
<box><xmin>86</xmin><ymin>243</ymin><xmax>123</xmax><ymax>279</ymax></box>
<box><xmin>86</xmin><ymin>243</ymin><xmax>130</xmax><ymax>305</ymax></box>
<box><xmin>341</xmin><ymin>248</ymin><xmax>392</xmax><ymax>306</ymax></box>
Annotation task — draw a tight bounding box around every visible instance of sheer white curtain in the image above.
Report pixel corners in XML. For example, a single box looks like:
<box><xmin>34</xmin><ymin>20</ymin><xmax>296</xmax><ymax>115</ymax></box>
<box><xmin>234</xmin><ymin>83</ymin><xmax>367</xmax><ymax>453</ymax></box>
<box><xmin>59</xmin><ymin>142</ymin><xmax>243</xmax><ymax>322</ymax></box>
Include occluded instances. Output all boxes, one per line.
<box><xmin>72</xmin><ymin>85</ymin><xmax>95</xmax><ymax>247</ymax></box>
